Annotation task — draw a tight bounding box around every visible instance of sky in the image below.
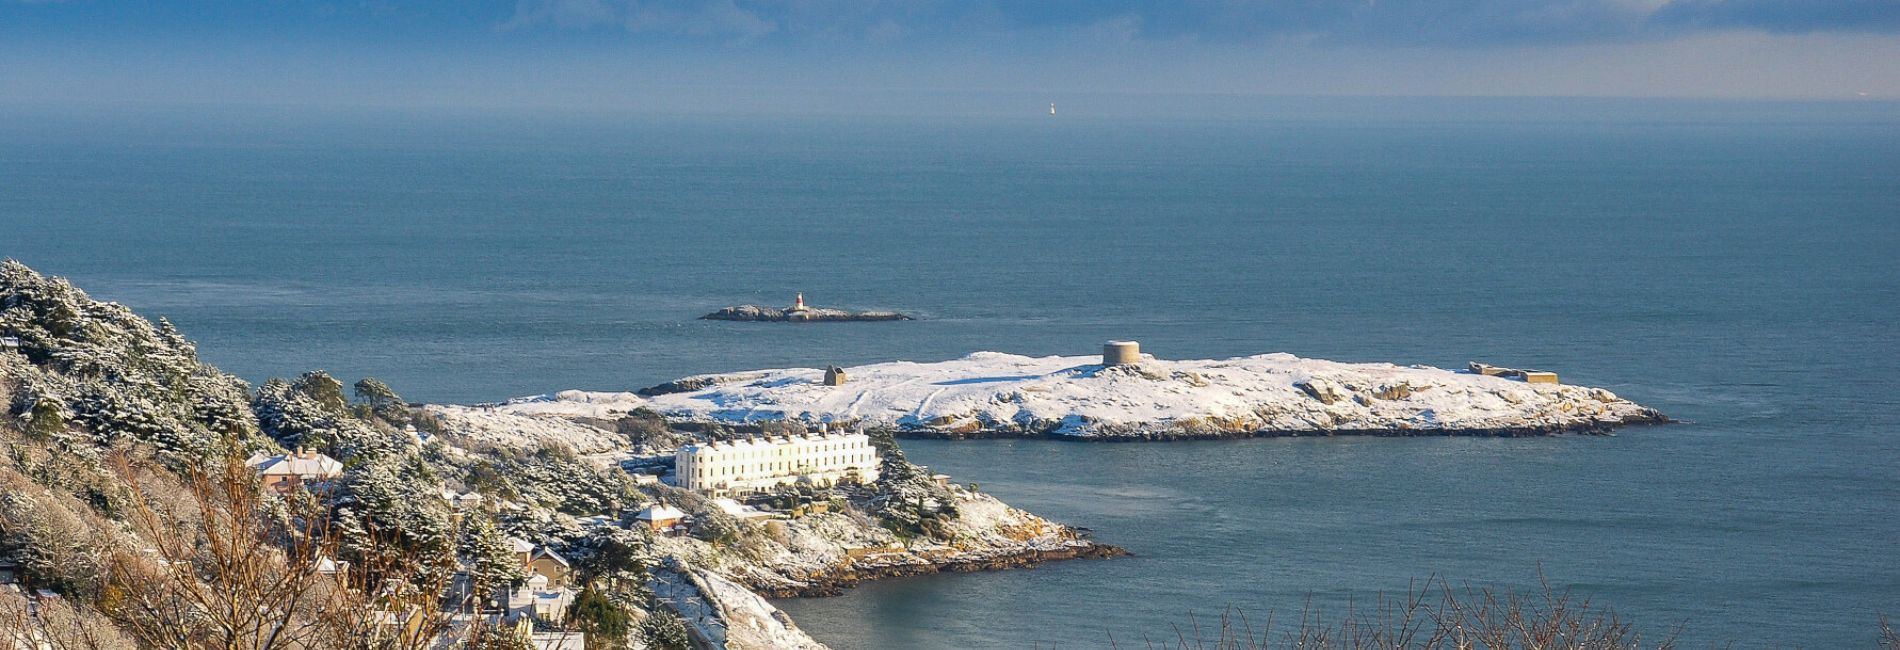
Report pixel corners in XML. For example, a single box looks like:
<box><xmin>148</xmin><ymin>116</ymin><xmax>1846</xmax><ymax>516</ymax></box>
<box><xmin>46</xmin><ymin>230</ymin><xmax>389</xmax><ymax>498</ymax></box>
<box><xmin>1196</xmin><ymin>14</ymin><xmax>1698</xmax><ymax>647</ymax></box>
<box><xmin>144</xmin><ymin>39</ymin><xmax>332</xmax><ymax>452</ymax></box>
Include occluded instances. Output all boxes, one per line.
<box><xmin>2</xmin><ymin>0</ymin><xmax>1899</xmax><ymax>110</ymax></box>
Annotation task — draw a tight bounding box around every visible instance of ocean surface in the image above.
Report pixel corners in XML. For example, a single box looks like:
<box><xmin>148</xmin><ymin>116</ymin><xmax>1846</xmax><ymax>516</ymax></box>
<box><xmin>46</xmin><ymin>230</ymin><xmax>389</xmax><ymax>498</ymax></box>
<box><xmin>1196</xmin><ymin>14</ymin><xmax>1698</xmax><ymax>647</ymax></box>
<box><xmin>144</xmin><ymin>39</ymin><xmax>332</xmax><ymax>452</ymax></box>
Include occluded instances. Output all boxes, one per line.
<box><xmin>3</xmin><ymin>98</ymin><xmax>1897</xmax><ymax>647</ymax></box>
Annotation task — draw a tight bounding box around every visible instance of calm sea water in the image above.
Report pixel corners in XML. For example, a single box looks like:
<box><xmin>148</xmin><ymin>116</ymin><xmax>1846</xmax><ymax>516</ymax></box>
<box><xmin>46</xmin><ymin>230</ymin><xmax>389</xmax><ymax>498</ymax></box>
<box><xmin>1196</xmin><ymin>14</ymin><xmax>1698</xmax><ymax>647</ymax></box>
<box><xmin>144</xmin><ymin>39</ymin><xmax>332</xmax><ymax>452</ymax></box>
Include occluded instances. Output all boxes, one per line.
<box><xmin>3</xmin><ymin>99</ymin><xmax>1897</xmax><ymax>647</ymax></box>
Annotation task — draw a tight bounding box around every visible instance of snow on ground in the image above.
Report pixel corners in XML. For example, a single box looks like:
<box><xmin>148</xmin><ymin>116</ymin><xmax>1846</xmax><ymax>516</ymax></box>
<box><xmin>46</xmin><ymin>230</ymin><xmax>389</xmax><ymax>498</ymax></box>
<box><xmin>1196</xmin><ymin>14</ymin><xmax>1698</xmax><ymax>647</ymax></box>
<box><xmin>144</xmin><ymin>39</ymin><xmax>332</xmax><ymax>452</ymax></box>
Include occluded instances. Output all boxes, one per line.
<box><xmin>652</xmin><ymin>560</ymin><xmax>829</xmax><ymax>650</ymax></box>
<box><xmin>493</xmin><ymin>352</ymin><xmax>1662</xmax><ymax>438</ymax></box>
<box><xmin>422</xmin><ymin>404</ymin><xmax>626</xmax><ymax>454</ymax></box>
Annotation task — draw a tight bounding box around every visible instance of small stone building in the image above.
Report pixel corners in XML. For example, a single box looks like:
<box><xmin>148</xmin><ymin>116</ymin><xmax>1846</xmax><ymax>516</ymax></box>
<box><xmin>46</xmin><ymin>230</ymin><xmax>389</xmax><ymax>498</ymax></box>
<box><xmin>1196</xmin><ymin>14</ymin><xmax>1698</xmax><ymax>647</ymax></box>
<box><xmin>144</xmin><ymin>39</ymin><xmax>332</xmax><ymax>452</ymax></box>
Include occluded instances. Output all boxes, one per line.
<box><xmin>823</xmin><ymin>365</ymin><xmax>848</xmax><ymax>386</ymax></box>
<box><xmin>1103</xmin><ymin>340</ymin><xmax>1140</xmax><ymax>366</ymax></box>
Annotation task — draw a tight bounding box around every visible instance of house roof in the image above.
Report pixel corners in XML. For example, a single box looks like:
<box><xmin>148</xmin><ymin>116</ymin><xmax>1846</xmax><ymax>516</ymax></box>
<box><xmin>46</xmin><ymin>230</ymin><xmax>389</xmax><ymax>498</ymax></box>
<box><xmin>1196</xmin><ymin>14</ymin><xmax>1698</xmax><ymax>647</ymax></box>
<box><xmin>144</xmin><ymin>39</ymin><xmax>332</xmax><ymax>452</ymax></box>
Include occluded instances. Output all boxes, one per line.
<box><xmin>531</xmin><ymin>548</ymin><xmax>570</xmax><ymax>567</ymax></box>
<box><xmin>509</xmin><ymin>537</ymin><xmax>536</xmax><ymax>554</ymax></box>
<box><xmin>636</xmin><ymin>503</ymin><xmax>687</xmax><ymax>521</ymax></box>
<box><xmin>246</xmin><ymin>451</ymin><xmax>344</xmax><ymax>478</ymax></box>
<box><xmin>712</xmin><ymin>498</ymin><xmax>773</xmax><ymax>520</ymax></box>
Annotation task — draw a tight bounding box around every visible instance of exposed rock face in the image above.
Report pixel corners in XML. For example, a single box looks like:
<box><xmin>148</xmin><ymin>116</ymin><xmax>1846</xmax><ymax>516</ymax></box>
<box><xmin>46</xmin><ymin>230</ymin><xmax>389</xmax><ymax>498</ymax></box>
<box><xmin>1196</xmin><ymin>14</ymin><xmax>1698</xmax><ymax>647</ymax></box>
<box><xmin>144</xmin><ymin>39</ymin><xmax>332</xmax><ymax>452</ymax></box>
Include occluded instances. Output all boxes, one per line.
<box><xmin>702</xmin><ymin>305</ymin><xmax>912</xmax><ymax>322</ymax></box>
<box><xmin>652</xmin><ymin>559</ymin><xmax>830</xmax><ymax>650</ymax></box>
<box><xmin>511</xmin><ymin>352</ymin><xmax>1669</xmax><ymax>440</ymax></box>
<box><xmin>641</xmin><ymin>481</ymin><xmax>1123</xmax><ymax>598</ymax></box>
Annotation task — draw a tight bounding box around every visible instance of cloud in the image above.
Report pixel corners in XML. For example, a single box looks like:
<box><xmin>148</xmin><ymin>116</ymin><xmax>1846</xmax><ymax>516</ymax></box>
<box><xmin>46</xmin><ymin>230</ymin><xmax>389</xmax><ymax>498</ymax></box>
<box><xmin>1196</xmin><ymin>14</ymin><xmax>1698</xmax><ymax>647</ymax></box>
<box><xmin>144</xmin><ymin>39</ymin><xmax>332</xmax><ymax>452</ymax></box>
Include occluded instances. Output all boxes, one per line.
<box><xmin>504</xmin><ymin>0</ymin><xmax>779</xmax><ymax>38</ymax></box>
<box><xmin>1648</xmin><ymin>0</ymin><xmax>1900</xmax><ymax>34</ymax></box>
<box><xmin>495</xmin><ymin>0</ymin><xmax>1900</xmax><ymax>46</ymax></box>
<box><xmin>624</xmin><ymin>0</ymin><xmax>776</xmax><ymax>38</ymax></box>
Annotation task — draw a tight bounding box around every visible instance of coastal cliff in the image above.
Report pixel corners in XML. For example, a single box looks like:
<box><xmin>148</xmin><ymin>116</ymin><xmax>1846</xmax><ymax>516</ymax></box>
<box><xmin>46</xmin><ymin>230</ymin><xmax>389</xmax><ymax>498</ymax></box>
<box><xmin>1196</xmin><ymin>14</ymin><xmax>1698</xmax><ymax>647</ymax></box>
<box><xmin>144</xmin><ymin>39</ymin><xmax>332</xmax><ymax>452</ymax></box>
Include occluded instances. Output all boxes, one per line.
<box><xmin>506</xmin><ymin>352</ymin><xmax>1667</xmax><ymax>440</ymax></box>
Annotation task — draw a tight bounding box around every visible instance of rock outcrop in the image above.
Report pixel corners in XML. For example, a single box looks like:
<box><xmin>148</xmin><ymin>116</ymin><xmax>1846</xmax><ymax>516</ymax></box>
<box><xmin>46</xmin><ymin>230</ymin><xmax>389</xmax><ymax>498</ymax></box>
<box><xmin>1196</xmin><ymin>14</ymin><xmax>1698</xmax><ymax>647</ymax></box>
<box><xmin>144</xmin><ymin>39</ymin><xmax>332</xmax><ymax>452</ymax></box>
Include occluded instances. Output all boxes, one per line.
<box><xmin>652</xmin><ymin>559</ymin><xmax>831</xmax><ymax>650</ymax></box>
<box><xmin>702</xmin><ymin>305</ymin><xmax>912</xmax><ymax>322</ymax></box>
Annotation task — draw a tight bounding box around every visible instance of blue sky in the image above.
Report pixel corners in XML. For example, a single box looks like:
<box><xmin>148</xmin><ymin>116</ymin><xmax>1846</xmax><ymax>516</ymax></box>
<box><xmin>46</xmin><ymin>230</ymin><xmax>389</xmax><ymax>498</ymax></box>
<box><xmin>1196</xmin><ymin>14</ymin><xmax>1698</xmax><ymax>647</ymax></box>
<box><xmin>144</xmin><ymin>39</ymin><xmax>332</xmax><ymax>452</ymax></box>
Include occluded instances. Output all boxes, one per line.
<box><xmin>3</xmin><ymin>0</ymin><xmax>1898</xmax><ymax>109</ymax></box>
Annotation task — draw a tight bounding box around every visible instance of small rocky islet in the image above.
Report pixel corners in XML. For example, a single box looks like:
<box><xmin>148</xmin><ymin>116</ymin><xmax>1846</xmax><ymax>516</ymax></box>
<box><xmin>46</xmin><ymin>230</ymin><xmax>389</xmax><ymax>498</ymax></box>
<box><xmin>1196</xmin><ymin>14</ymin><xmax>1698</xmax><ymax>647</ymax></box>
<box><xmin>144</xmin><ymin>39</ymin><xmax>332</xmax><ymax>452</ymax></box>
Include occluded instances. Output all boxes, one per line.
<box><xmin>701</xmin><ymin>294</ymin><xmax>912</xmax><ymax>322</ymax></box>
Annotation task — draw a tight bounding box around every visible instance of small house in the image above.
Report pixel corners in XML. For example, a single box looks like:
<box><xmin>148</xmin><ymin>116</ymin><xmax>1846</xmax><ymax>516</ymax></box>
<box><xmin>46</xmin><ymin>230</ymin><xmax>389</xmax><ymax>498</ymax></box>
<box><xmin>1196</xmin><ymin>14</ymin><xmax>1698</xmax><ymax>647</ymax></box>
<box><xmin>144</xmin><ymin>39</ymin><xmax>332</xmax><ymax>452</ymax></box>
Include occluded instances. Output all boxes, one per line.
<box><xmin>247</xmin><ymin>448</ymin><xmax>345</xmax><ymax>494</ymax></box>
<box><xmin>823</xmin><ymin>366</ymin><xmax>848</xmax><ymax>386</ymax></box>
<box><xmin>526</xmin><ymin>549</ymin><xmax>571</xmax><ymax>591</ymax></box>
<box><xmin>636</xmin><ymin>502</ymin><xmax>687</xmax><ymax>533</ymax></box>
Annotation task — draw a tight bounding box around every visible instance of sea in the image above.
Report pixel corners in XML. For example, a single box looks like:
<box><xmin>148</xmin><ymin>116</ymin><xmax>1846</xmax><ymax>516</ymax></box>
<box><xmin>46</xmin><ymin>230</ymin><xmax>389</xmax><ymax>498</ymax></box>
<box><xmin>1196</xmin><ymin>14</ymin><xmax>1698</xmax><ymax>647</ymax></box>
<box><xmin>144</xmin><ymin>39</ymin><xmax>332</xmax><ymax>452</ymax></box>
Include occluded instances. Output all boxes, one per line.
<box><xmin>3</xmin><ymin>97</ymin><xmax>1896</xmax><ymax>648</ymax></box>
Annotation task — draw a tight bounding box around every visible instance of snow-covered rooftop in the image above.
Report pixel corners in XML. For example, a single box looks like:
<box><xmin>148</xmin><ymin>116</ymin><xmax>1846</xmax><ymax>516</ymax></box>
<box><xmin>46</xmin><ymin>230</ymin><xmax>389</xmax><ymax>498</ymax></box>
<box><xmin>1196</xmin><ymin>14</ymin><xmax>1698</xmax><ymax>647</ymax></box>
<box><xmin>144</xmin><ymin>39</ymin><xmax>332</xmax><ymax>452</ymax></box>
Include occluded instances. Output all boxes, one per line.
<box><xmin>246</xmin><ymin>451</ymin><xmax>344</xmax><ymax>477</ymax></box>
<box><xmin>639</xmin><ymin>503</ymin><xmax>688</xmax><ymax>521</ymax></box>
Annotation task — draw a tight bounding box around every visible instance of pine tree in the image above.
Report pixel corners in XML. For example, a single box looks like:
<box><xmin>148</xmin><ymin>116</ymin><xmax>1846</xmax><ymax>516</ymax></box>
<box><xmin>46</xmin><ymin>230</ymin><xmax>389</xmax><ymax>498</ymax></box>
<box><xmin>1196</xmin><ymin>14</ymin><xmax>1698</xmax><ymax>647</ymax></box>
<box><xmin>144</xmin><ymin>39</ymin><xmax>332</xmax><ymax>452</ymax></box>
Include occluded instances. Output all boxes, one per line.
<box><xmin>293</xmin><ymin>370</ymin><xmax>348</xmax><ymax>413</ymax></box>
<box><xmin>636</xmin><ymin>608</ymin><xmax>690</xmax><ymax>650</ymax></box>
<box><xmin>25</xmin><ymin>395</ymin><xmax>65</xmax><ymax>440</ymax></box>
<box><xmin>352</xmin><ymin>377</ymin><xmax>408</xmax><ymax>424</ymax></box>
<box><xmin>567</xmin><ymin>586</ymin><xmax>631</xmax><ymax>650</ymax></box>
<box><xmin>460</xmin><ymin>512</ymin><xmax>526</xmax><ymax>609</ymax></box>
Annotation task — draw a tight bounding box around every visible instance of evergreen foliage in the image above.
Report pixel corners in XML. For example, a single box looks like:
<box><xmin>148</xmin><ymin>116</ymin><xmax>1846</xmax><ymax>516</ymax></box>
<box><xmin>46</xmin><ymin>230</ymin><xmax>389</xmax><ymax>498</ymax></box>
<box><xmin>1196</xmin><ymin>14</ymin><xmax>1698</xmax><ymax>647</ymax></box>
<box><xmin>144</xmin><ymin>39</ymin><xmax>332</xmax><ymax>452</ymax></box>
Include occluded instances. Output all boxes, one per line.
<box><xmin>567</xmin><ymin>586</ymin><xmax>631</xmax><ymax>650</ymax></box>
<box><xmin>331</xmin><ymin>457</ymin><xmax>455</xmax><ymax>569</ymax></box>
<box><xmin>0</xmin><ymin>260</ymin><xmax>261</xmax><ymax>458</ymax></box>
<box><xmin>635</xmin><ymin>607</ymin><xmax>691</xmax><ymax>650</ymax></box>
<box><xmin>353</xmin><ymin>376</ymin><xmax>409</xmax><ymax>424</ymax></box>
<box><xmin>460</xmin><ymin>511</ymin><xmax>527</xmax><ymax>607</ymax></box>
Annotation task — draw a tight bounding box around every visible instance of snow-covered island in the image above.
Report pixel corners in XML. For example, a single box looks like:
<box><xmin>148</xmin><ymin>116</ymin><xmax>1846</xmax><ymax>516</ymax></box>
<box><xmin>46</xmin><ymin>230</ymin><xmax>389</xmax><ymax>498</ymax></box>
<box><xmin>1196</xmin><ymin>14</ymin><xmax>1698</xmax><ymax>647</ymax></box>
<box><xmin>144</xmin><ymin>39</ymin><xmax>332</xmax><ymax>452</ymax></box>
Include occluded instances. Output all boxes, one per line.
<box><xmin>499</xmin><ymin>350</ymin><xmax>1667</xmax><ymax>440</ymax></box>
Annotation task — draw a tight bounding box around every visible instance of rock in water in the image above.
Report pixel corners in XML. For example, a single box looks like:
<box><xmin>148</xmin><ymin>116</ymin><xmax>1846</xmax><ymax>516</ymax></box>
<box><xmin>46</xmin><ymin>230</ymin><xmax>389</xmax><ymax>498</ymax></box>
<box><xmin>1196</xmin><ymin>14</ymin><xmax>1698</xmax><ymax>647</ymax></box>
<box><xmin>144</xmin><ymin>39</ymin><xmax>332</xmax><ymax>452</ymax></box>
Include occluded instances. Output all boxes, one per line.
<box><xmin>701</xmin><ymin>304</ymin><xmax>912</xmax><ymax>322</ymax></box>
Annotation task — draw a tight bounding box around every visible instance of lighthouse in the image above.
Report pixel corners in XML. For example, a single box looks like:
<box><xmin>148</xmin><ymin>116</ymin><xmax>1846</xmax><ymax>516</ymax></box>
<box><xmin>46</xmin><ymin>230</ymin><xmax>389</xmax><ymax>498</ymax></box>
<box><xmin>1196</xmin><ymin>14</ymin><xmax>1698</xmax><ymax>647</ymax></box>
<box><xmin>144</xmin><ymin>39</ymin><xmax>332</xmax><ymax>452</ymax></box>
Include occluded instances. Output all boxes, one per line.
<box><xmin>790</xmin><ymin>293</ymin><xmax>808</xmax><ymax>312</ymax></box>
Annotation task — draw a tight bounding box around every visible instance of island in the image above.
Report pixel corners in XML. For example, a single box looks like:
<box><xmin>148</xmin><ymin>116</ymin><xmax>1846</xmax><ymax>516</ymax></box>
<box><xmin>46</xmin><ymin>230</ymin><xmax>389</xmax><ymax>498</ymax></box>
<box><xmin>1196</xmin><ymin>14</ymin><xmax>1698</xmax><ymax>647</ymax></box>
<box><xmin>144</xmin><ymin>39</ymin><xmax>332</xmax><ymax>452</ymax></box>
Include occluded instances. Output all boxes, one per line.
<box><xmin>501</xmin><ymin>341</ymin><xmax>1668</xmax><ymax>440</ymax></box>
<box><xmin>702</xmin><ymin>293</ymin><xmax>912</xmax><ymax>322</ymax></box>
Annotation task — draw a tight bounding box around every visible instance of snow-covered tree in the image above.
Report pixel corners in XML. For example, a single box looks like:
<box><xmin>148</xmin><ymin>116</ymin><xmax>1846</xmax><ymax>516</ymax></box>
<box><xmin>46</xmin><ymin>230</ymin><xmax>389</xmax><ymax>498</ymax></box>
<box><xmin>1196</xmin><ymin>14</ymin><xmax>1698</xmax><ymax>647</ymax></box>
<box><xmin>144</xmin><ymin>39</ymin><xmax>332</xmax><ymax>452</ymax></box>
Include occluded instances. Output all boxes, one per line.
<box><xmin>331</xmin><ymin>458</ymin><xmax>454</xmax><ymax>571</ymax></box>
<box><xmin>459</xmin><ymin>511</ymin><xmax>526</xmax><ymax>607</ymax></box>
<box><xmin>352</xmin><ymin>376</ymin><xmax>409</xmax><ymax>424</ymax></box>
<box><xmin>254</xmin><ymin>375</ymin><xmax>406</xmax><ymax>461</ymax></box>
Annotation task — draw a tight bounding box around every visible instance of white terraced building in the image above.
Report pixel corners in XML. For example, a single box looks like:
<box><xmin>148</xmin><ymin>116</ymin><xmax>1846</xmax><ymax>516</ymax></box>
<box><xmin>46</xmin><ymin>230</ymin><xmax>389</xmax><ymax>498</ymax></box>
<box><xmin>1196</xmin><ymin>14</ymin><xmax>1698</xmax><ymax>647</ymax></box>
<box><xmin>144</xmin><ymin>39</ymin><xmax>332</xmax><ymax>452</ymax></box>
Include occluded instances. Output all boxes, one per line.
<box><xmin>676</xmin><ymin>433</ymin><xmax>881</xmax><ymax>495</ymax></box>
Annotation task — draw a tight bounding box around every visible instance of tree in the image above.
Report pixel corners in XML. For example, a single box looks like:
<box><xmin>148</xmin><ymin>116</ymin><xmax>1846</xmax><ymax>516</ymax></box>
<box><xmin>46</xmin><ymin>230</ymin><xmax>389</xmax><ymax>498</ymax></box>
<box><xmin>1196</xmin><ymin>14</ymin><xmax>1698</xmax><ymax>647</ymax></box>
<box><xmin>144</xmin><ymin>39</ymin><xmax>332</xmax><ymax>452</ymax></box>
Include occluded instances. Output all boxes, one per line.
<box><xmin>293</xmin><ymin>371</ymin><xmax>348</xmax><ymax>414</ymax></box>
<box><xmin>25</xmin><ymin>395</ymin><xmax>65</xmax><ymax>440</ymax></box>
<box><xmin>459</xmin><ymin>513</ymin><xmax>525</xmax><ymax>610</ymax></box>
<box><xmin>353</xmin><ymin>378</ymin><xmax>408</xmax><ymax>425</ymax></box>
<box><xmin>567</xmin><ymin>586</ymin><xmax>631</xmax><ymax>650</ymax></box>
<box><xmin>635</xmin><ymin>607</ymin><xmax>690</xmax><ymax>650</ymax></box>
<box><xmin>331</xmin><ymin>459</ymin><xmax>455</xmax><ymax>569</ymax></box>
<box><xmin>0</xmin><ymin>586</ymin><xmax>135</xmax><ymax>650</ymax></box>
<box><xmin>99</xmin><ymin>455</ymin><xmax>463</xmax><ymax>650</ymax></box>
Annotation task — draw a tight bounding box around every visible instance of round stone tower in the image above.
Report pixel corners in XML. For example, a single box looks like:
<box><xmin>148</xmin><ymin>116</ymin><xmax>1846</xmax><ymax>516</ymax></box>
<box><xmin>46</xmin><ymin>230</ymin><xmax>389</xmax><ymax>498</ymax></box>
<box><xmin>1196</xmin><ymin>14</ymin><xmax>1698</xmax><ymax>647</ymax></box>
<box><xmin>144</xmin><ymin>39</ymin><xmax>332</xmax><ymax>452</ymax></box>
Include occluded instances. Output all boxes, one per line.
<box><xmin>1103</xmin><ymin>340</ymin><xmax>1140</xmax><ymax>366</ymax></box>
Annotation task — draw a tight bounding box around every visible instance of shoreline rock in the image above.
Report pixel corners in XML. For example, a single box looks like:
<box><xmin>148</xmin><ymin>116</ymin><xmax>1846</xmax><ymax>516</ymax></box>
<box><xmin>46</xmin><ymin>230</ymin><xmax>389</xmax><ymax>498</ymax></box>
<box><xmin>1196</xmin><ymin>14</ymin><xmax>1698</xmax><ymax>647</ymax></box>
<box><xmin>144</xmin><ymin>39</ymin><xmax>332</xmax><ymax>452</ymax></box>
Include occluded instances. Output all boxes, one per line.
<box><xmin>888</xmin><ymin>412</ymin><xmax>1673</xmax><ymax>442</ymax></box>
<box><xmin>758</xmin><ymin>542</ymin><xmax>1130</xmax><ymax>599</ymax></box>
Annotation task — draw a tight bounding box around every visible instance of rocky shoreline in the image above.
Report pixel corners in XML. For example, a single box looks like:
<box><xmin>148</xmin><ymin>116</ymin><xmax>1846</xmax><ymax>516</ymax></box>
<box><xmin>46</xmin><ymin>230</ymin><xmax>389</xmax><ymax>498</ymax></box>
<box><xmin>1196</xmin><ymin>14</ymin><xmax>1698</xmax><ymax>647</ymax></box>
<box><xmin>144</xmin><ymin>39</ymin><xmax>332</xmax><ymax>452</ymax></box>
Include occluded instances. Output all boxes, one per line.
<box><xmin>758</xmin><ymin>542</ymin><xmax>1130</xmax><ymax>598</ymax></box>
<box><xmin>887</xmin><ymin>412</ymin><xmax>1674</xmax><ymax>442</ymax></box>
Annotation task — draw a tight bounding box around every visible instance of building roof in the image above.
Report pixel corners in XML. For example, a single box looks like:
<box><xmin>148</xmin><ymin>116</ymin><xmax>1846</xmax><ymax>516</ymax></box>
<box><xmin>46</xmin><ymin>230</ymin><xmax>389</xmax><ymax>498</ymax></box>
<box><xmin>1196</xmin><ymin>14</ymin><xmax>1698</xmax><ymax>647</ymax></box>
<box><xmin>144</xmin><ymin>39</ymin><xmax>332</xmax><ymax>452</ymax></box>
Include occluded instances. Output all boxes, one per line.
<box><xmin>246</xmin><ymin>451</ymin><xmax>344</xmax><ymax>478</ymax></box>
<box><xmin>531</xmin><ymin>548</ymin><xmax>570</xmax><ymax>568</ymax></box>
<box><xmin>678</xmin><ymin>431</ymin><xmax>867</xmax><ymax>455</ymax></box>
<box><xmin>509</xmin><ymin>537</ymin><xmax>536</xmax><ymax>555</ymax></box>
<box><xmin>713</xmin><ymin>498</ymin><xmax>774</xmax><ymax>520</ymax></box>
<box><xmin>636</xmin><ymin>503</ymin><xmax>687</xmax><ymax>521</ymax></box>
